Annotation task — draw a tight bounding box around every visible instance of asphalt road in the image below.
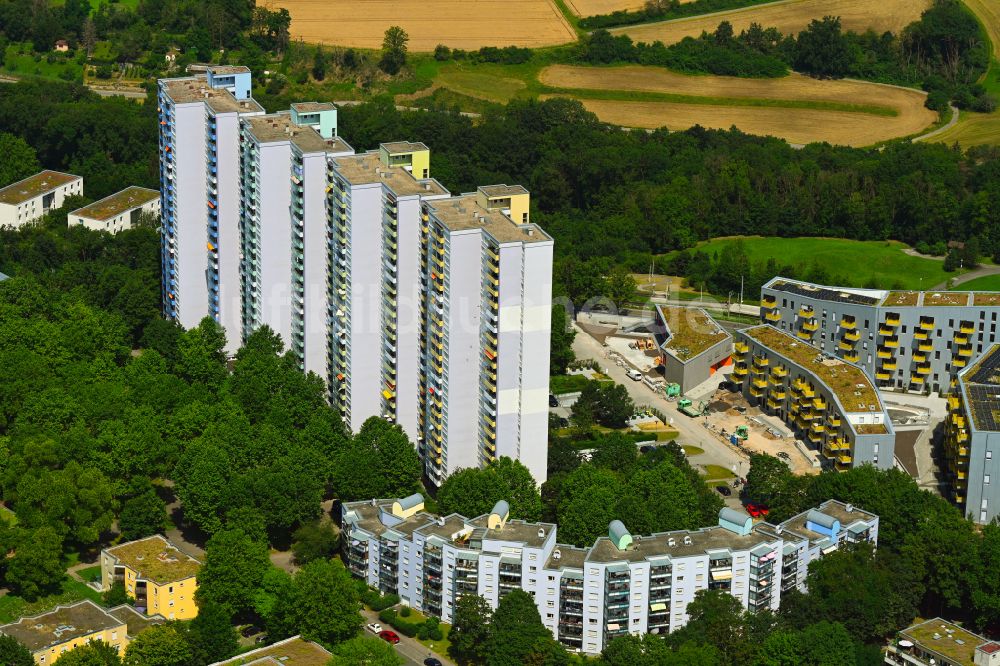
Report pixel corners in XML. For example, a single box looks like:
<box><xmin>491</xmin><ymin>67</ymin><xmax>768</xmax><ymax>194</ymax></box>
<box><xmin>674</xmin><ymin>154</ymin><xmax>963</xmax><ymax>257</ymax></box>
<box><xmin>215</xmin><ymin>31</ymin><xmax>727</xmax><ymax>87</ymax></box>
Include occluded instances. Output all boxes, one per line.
<box><xmin>361</xmin><ymin>609</ymin><xmax>452</xmax><ymax>666</ymax></box>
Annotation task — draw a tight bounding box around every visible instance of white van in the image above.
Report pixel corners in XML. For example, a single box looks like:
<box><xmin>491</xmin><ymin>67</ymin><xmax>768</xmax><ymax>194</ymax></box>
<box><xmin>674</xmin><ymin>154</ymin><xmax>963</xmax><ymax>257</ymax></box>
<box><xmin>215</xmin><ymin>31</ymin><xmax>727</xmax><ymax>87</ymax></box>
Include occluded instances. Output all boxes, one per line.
<box><xmin>626</xmin><ymin>369</ymin><xmax>642</xmax><ymax>381</ymax></box>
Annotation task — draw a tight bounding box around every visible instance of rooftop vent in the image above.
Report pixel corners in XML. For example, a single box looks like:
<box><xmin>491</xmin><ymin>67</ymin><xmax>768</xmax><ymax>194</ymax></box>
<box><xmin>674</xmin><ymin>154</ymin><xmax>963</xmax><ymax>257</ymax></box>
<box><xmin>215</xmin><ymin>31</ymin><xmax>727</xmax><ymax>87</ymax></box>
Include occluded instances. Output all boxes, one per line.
<box><xmin>683</xmin><ymin>536</ymin><xmax>692</xmax><ymax>545</ymax></box>
<box><xmin>668</xmin><ymin>538</ymin><xmax>676</xmax><ymax>547</ymax></box>
<box><xmin>553</xmin><ymin>549</ymin><xmax>561</xmax><ymax>560</ymax></box>
<box><xmin>537</xmin><ymin>528</ymin><xmax>545</xmax><ymax>538</ymax></box>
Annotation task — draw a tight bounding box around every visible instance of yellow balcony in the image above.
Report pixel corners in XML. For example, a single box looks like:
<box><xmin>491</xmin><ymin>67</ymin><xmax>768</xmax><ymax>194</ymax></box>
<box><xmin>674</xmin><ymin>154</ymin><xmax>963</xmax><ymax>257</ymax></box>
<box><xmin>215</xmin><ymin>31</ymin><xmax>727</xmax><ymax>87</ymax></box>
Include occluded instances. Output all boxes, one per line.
<box><xmin>753</xmin><ymin>356</ymin><xmax>770</xmax><ymax>368</ymax></box>
<box><xmin>802</xmin><ymin>320</ymin><xmax>819</xmax><ymax>332</ymax></box>
<box><xmin>952</xmin><ymin>413</ymin><xmax>966</xmax><ymax>429</ymax></box>
<box><xmin>918</xmin><ymin>342</ymin><xmax>933</xmax><ymax>352</ymax></box>
<box><xmin>750</xmin><ymin>386</ymin><xmax>763</xmax><ymax>398</ymax></box>
<box><xmin>954</xmin><ymin>333</ymin><xmax>970</xmax><ymax>345</ymax></box>
<box><xmin>883</xmin><ymin>337</ymin><xmax>899</xmax><ymax>348</ymax></box>
<box><xmin>915</xmin><ymin>364</ymin><xmax>931</xmax><ymax>376</ymax></box>
<box><xmin>762</xmin><ymin>295</ymin><xmax>777</xmax><ymax>308</ymax></box>
<box><xmin>813</xmin><ymin>398</ymin><xmax>827</xmax><ymax>411</ymax></box>
<box><xmin>953</xmin><ymin>358</ymin><xmax>967</xmax><ymax>368</ymax></box>
<box><xmin>958</xmin><ymin>346</ymin><xmax>973</xmax><ymax>357</ymax></box>
<box><xmin>751</xmin><ymin>365</ymin><xmax>765</xmax><ymax>377</ymax></box>
<box><xmin>790</xmin><ymin>402</ymin><xmax>801</xmax><ymax>415</ymax></box>
<box><xmin>919</xmin><ymin>317</ymin><xmax>935</xmax><ymax>331</ymax></box>
<box><xmin>877</xmin><ymin>348</ymin><xmax>894</xmax><ymax>359</ymax></box>
<box><xmin>957</xmin><ymin>469</ymin><xmax>967</xmax><ymax>481</ymax></box>
<box><xmin>960</xmin><ymin>321</ymin><xmax>975</xmax><ymax>334</ymax></box>
<box><xmin>914</xmin><ymin>330</ymin><xmax>929</xmax><ymax>341</ymax></box>
<box><xmin>882</xmin><ymin>359</ymin><xmax>897</xmax><ymax>370</ymax></box>
<box><xmin>957</xmin><ymin>430</ymin><xmax>968</xmax><ymax>443</ymax></box>
<box><xmin>734</xmin><ymin>341</ymin><xmax>749</xmax><ymax>355</ymax></box>
<box><xmin>838</xmin><ymin>341</ymin><xmax>855</xmax><ymax>352</ymax></box>
<box><xmin>875</xmin><ymin>371</ymin><xmax>891</xmax><ymax>381</ymax></box>
<box><xmin>827</xmin><ymin>414</ymin><xmax>841</xmax><ymax>427</ymax></box>
<box><xmin>912</xmin><ymin>352</ymin><xmax>927</xmax><ymax>363</ymax></box>
<box><xmin>843</xmin><ymin>330</ymin><xmax>861</xmax><ymax>342</ymax></box>
<box><xmin>793</xmin><ymin>380</ymin><xmax>815</xmax><ymax>398</ymax></box>
<box><xmin>733</xmin><ymin>364</ymin><xmax>749</xmax><ymax>377</ymax></box>
<box><xmin>752</xmin><ymin>378</ymin><xmax>768</xmax><ymax>389</ymax></box>
<box><xmin>884</xmin><ymin>315</ymin><xmax>900</xmax><ymax>327</ymax></box>
<box><xmin>767</xmin><ymin>397</ymin><xmax>782</xmax><ymax>410</ymax></box>
<box><xmin>797</xmin><ymin>330</ymin><xmax>813</xmax><ymax>340</ymax></box>
<box><xmin>798</xmin><ymin>307</ymin><xmax>815</xmax><ymax>318</ymax></box>
<box><xmin>808</xmin><ymin>431</ymin><xmax>823</xmax><ymax>444</ymax></box>
<box><xmin>910</xmin><ymin>375</ymin><xmax>925</xmax><ymax>385</ymax></box>
<box><xmin>840</xmin><ymin>318</ymin><xmax>857</xmax><ymax>330</ymax></box>
<box><xmin>811</xmin><ymin>422</ymin><xmax>825</xmax><ymax>433</ymax></box>
<box><xmin>947</xmin><ymin>395</ymin><xmax>961</xmax><ymax>411</ymax></box>
<box><xmin>772</xmin><ymin>389</ymin><xmax>787</xmax><ymax>400</ymax></box>
<box><xmin>771</xmin><ymin>365</ymin><xmax>788</xmax><ymax>378</ymax></box>
<box><xmin>843</xmin><ymin>351</ymin><xmax>860</xmax><ymax>363</ymax></box>
<box><xmin>769</xmin><ymin>374</ymin><xmax>784</xmax><ymax>386</ymax></box>
<box><xmin>878</xmin><ymin>326</ymin><xmax>895</xmax><ymax>336</ymax></box>
<box><xmin>765</xmin><ymin>311</ymin><xmax>782</xmax><ymax>322</ymax></box>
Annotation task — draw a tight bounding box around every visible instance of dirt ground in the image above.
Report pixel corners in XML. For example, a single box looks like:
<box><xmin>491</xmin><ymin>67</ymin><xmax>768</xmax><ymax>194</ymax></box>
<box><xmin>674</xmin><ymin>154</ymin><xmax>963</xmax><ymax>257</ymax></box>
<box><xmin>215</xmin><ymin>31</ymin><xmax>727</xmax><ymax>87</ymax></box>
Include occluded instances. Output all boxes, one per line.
<box><xmin>613</xmin><ymin>0</ymin><xmax>931</xmax><ymax>45</ymax></box>
<box><xmin>282</xmin><ymin>0</ymin><xmax>576</xmax><ymax>50</ymax></box>
<box><xmin>566</xmin><ymin>0</ymin><xmax>694</xmax><ymax>17</ymax></box>
<box><xmin>699</xmin><ymin>388</ymin><xmax>820</xmax><ymax>475</ymax></box>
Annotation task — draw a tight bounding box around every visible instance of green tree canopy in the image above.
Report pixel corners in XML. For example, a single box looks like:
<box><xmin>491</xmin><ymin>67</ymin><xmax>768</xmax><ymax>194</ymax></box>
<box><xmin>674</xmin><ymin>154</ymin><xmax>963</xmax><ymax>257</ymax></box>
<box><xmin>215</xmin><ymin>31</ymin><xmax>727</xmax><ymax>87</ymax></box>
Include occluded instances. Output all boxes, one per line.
<box><xmin>448</xmin><ymin>594</ymin><xmax>493</xmax><ymax>665</ymax></box>
<box><xmin>195</xmin><ymin>527</ymin><xmax>272</xmax><ymax>617</ymax></box>
<box><xmin>122</xmin><ymin>624</ymin><xmax>194</xmax><ymax>666</ymax></box>
<box><xmin>327</xmin><ymin>636</ymin><xmax>402</xmax><ymax>666</ymax></box>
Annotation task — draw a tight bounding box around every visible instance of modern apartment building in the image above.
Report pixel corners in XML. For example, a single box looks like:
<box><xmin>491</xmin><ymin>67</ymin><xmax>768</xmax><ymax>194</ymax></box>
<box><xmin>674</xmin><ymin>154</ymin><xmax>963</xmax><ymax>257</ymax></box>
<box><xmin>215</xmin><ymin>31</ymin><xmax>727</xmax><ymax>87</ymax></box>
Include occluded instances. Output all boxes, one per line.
<box><xmin>341</xmin><ymin>494</ymin><xmax>877</xmax><ymax>655</ymax></box>
<box><xmin>652</xmin><ymin>305</ymin><xmax>732</xmax><ymax>392</ymax></box>
<box><xmin>100</xmin><ymin>535</ymin><xmax>201</xmax><ymax>620</ymax></box>
<box><xmin>944</xmin><ymin>344</ymin><xmax>1000</xmax><ymax>524</ymax></box>
<box><xmin>759</xmin><ymin>277</ymin><xmax>1000</xmax><ymax>394</ymax></box>
<box><xmin>734</xmin><ymin>325</ymin><xmax>895</xmax><ymax>470</ymax></box>
<box><xmin>0</xmin><ymin>170</ymin><xmax>82</xmax><ymax>228</ymax></box>
<box><xmin>157</xmin><ymin>66</ymin><xmax>265</xmax><ymax>348</ymax></box>
<box><xmin>67</xmin><ymin>186</ymin><xmax>160</xmax><ymax>233</ymax></box>
<box><xmin>0</xmin><ymin>600</ymin><xmax>161</xmax><ymax>664</ymax></box>
<box><xmin>885</xmin><ymin>618</ymin><xmax>1000</xmax><ymax>666</ymax></box>
<box><xmin>239</xmin><ymin>106</ymin><xmax>353</xmax><ymax>365</ymax></box>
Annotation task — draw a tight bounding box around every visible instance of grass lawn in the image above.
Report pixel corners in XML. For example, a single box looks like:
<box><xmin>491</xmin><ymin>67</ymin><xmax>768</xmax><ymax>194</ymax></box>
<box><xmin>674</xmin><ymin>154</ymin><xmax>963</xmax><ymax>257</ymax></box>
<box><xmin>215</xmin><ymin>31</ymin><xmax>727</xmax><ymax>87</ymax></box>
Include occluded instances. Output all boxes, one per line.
<box><xmin>394</xmin><ymin>609</ymin><xmax>452</xmax><ymax>656</ymax></box>
<box><xmin>663</xmin><ymin>236</ymin><xmax>961</xmax><ymax>290</ymax></box>
<box><xmin>0</xmin><ymin>577</ymin><xmax>103</xmax><ymax>623</ymax></box>
<box><xmin>682</xmin><ymin>445</ymin><xmax>704</xmax><ymax>456</ymax></box>
<box><xmin>550</xmin><ymin>373</ymin><xmax>612</xmax><ymax>394</ymax></box>
<box><xmin>76</xmin><ymin>565</ymin><xmax>103</xmax><ymax>584</ymax></box>
<box><xmin>954</xmin><ymin>274</ymin><xmax>1000</xmax><ymax>291</ymax></box>
<box><xmin>701</xmin><ymin>464</ymin><xmax>736</xmax><ymax>480</ymax></box>
<box><xmin>3</xmin><ymin>45</ymin><xmax>83</xmax><ymax>81</ymax></box>
<box><xmin>0</xmin><ymin>505</ymin><xmax>17</xmax><ymax>526</ymax></box>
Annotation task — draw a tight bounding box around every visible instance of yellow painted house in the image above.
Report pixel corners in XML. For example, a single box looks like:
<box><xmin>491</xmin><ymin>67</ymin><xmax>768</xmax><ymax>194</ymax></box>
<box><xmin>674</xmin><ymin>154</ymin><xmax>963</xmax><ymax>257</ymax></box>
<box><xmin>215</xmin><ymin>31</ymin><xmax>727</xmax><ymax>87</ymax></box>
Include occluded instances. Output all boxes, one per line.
<box><xmin>0</xmin><ymin>600</ymin><xmax>161</xmax><ymax>664</ymax></box>
<box><xmin>101</xmin><ymin>535</ymin><xmax>201</xmax><ymax>620</ymax></box>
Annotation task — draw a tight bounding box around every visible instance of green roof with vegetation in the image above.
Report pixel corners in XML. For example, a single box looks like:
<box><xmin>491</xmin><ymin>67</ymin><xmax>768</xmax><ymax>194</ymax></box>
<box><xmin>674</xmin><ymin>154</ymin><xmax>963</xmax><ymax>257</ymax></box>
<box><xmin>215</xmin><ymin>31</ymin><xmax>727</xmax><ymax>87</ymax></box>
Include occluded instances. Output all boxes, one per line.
<box><xmin>0</xmin><ymin>170</ymin><xmax>79</xmax><ymax>205</ymax></box>
<box><xmin>105</xmin><ymin>536</ymin><xmax>200</xmax><ymax>585</ymax></box>
<box><xmin>70</xmin><ymin>186</ymin><xmax>158</xmax><ymax>221</ymax></box>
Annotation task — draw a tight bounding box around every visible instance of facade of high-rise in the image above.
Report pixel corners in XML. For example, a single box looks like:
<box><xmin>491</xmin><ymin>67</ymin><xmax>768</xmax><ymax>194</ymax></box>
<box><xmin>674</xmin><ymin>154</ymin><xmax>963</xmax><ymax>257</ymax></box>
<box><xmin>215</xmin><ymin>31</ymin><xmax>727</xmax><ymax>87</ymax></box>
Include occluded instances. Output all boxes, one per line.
<box><xmin>157</xmin><ymin>70</ymin><xmax>553</xmax><ymax>484</ymax></box>
<box><xmin>342</xmin><ymin>495</ymin><xmax>878</xmax><ymax>655</ymax></box>
<box><xmin>734</xmin><ymin>325</ymin><xmax>896</xmax><ymax>471</ymax></box>
<box><xmin>944</xmin><ymin>343</ymin><xmax>1000</xmax><ymax>524</ymax></box>
<box><xmin>759</xmin><ymin>277</ymin><xmax>1000</xmax><ymax>394</ymax></box>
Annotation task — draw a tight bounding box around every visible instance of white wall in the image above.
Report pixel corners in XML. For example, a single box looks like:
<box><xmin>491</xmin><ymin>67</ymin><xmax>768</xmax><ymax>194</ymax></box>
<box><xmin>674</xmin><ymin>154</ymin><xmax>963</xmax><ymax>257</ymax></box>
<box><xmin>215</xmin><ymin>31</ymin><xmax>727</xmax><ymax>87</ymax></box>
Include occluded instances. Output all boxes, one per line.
<box><xmin>0</xmin><ymin>178</ymin><xmax>82</xmax><ymax>229</ymax></box>
<box><xmin>518</xmin><ymin>241</ymin><xmax>554</xmax><ymax>484</ymax></box>
<box><xmin>213</xmin><ymin>111</ymin><xmax>244</xmax><ymax>355</ymax></box>
<box><xmin>256</xmin><ymin>141</ymin><xmax>293</xmax><ymax>349</ymax></box>
<box><xmin>174</xmin><ymin>102</ymin><xmax>209</xmax><ymax>331</ymax></box>
<box><xmin>302</xmin><ymin>151</ymin><xmax>329</xmax><ymax>378</ymax></box>
<box><xmin>67</xmin><ymin>198</ymin><xmax>159</xmax><ymax>234</ymax></box>
<box><xmin>394</xmin><ymin>195</ymin><xmax>423</xmax><ymax>441</ymax></box>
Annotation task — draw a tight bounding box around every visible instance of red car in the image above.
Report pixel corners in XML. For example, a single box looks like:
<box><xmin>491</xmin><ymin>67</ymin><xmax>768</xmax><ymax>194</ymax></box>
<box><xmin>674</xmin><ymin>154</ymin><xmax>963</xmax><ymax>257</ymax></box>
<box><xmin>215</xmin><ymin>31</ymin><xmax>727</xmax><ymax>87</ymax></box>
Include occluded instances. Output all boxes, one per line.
<box><xmin>379</xmin><ymin>630</ymin><xmax>400</xmax><ymax>645</ymax></box>
<box><xmin>745</xmin><ymin>502</ymin><xmax>770</xmax><ymax>518</ymax></box>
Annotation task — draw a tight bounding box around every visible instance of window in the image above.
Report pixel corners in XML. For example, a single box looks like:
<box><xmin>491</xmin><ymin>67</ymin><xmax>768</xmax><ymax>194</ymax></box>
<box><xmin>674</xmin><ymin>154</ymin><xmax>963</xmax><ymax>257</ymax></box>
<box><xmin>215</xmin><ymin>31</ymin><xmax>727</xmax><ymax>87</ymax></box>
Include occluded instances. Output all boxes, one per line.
<box><xmin>986</xmin><ymin>475</ymin><xmax>991</xmax><ymax>485</ymax></box>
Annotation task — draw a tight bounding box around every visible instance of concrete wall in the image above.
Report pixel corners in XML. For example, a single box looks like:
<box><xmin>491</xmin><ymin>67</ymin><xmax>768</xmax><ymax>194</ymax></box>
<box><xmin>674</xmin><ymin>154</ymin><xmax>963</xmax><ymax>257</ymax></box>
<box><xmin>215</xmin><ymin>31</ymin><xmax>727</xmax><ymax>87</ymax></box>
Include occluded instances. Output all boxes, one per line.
<box><xmin>213</xmin><ymin>111</ymin><xmax>245</xmax><ymax>355</ymax></box>
<box><xmin>0</xmin><ymin>178</ymin><xmax>82</xmax><ymax>229</ymax></box>
<box><xmin>301</xmin><ymin>150</ymin><xmax>328</xmax><ymax>377</ymax></box>
<box><xmin>518</xmin><ymin>240</ymin><xmax>554</xmax><ymax>484</ymax></box>
<box><xmin>968</xmin><ymin>431</ymin><xmax>1000</xmax><ymax>524</ymax></box>
<box><xmin>394</xmin><ymin>195</ymin><xmax>423</xmax><ymax>442</ymax></box>
<box><xmin>256</xmin><ymin>140</ymin><xmax>293</xmax><ymax>348</ymax></box>
<box><xmin>68</xmin><ymin>198</ymin><xmax>159</xmax><ymax>234</ymax></box>
<box><xmin>172</xmin><ymin>102</ymin><xmax>208</xmax><ymax>331</ymax></box>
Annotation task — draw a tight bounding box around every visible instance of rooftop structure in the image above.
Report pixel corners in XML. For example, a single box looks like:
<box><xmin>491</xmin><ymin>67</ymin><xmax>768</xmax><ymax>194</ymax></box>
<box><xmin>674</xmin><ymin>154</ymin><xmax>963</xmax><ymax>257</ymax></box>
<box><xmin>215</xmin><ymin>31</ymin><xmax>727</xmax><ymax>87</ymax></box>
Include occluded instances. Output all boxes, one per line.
<box><xmin>962</xmin><ymin>344</ymin><xmax>1000</xmax><ymax>431</ymax></box>
<box><xmin>330</xmin><ymin>152</ymin><xmax>447</xmax><ymax>196</ymax></box>
<box><xmin>768</xmin><ymin>279</ymin><xmax>882</xmax><ymax>307</ymax></box>
<box><xmin>104</xmin><ymin>535</ymin><xmax>200</xmax><ymax>585</ymax></box>
<box><xmin>0</xmin><ymin>170</ymin><xmax>81</xmax><ymax>206</ymax></box>
<box><xmin>743</xmin><ymin>325</ymin><xmax>881</xmax><ymax>413</ymax></box>
<box><xmin>886</xmin><ymin>618</ymin><xmax>997</xmax><ymax>666</ymax></box>
<box><xmin>210</xmin><ymin>635</ymin><xmax>332</xmax><ymax>665</ymax></box>
<box><xmin>427</xmin><ymin>194</ymin><xmax>549</xmax><ymax>244</ymax></box>
<box><xmin>160</xmin><ymin>77</ymin><xmax>262</xmax><ymax>114</ymax></box>
<box><xmin>244</xmin><ymin>112</ymin><xmax>351</xmax><ymax>154</ymax></box>
<box><xmin>68</xmin><ymin>186</ymin><xmax>159</xmax><ymax>222</ymax></box>
<box><xmin>654</xmin><ymin>305</ymin><xmax>730</xmax><ymax>362</ymax></box>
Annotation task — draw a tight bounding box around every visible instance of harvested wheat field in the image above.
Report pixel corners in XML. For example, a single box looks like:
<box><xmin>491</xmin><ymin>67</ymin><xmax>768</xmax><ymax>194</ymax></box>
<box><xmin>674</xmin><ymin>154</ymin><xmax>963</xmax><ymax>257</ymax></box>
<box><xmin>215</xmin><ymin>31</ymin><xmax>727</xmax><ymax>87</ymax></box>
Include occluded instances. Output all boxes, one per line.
<box><xmin>282</xmin><ymin>0</ymin><xmax>576</xmax><ymax>50</ymax></box>
<box><xmin>544</xmin><ymin>69</ymin><xmax>936</xmax><ymax>145</ymax></box>
<box><xmin>567</xmin><ymin>0</ymin><xmax>694</xmax><ymax>18</ymax></box>
<box><xmin>613</xmin><ymin>0</ymin><xmax>931</xmax><ymax>45</ymax></box>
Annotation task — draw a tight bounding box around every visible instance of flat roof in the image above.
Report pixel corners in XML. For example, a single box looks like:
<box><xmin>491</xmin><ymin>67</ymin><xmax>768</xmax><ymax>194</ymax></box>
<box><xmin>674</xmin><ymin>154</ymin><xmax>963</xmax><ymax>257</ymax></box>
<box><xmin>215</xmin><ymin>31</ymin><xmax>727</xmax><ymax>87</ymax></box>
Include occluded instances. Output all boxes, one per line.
<box><xmin>0</xmin><ymin>600</ymin><xmax>122</xmax><ymax>652</ymax></box>
<box><xmin>470</xmin><ymin>517</ymin><xmax>555</xmax><ymax>549</ymax></box>
<box><xmin>161</xmin><ymin>77</ymin><xmax>263</xmax><ymax>114</ymax></box>
<box><xmin>545</xmin><ymin>545</ymin><xmax>588</xmax><ymax>571</ymax></box>
<box><xmin>344</xmin><ymin>500</ymin><xmax>438</xmax><ymax>541</ymax></box>
<box><xmin>974</xmin><ymin>293</ymin><xmax>1000</xmax><ymax>306</ymax></box>
<box><xmin>923</xmin><ymin>291</ymin><xmax>972</xmax><ymax>307</ymax></box>
<box><xmin>211</xmin><ymin>636</ymin><xmax>332</xmax><ymax>665</ymax></box>
<box><xmin>780</xmin><ymin>500</ymin><xmax>875</xmax><ymax>544</ymax></box>
<box><xmin>883</xmin><ymin>291</ymin><xmax>920</xmax><ymax>307</ymax></box>
<box><xmin>331</xmin><ymin>152</ymin><xmax>447</xmax><ymax>196</ymax></box>
<box><xmin>479</xmin><ymin>184</ymin><xmax>528</xmax><ymax>198</ymax></box>
<box><xmin>207</xmin><ymin>65</ymin><xmax>250</xmax><ymax>75</ymax></box>
<box><xmin>743</xmin><ymin>325</ymin><xmax>882</xmax><ymax>414</ymax></box>
<box><xmin>381</xmin><ymin>141</ymin><xmax>428</xmax><ymax>153</ymax></box>
<box><xmin>244</xmin><ymin>113</ymin><xmax>352</xmax><ymax>154</ymax></box>
<box><xmin>105</xmin><ymin>604</ymin><xmax>164</xmax><ymax>637</ymax></box>
<box><xmin>587</xmin><ymin>524</ymin><xmax>779</xmax><ymax>563</ymax></box>
<box><xmin>961</xmin><ymin>344</ymin><xmax>1000</xmax><ymax>432</ymax></box>
<box><xmin>655</xmin><ymin>305</ymin><xmax>730</xmax><ymax>361</ymax></box>
<box><xmin>105</xmin><ymin>535</ymin><xmax>200</xmax><ymax>584</ymax></box>
<box><xmin>0</xmin><ymin>170</ymin><xmax>80</xmax><ymax>205</ymax></box>
<box><xmin>429</xmin><ymin>195</ymin><xmax>550</xmax><ymax>244</ymax></box>
<box><xmin>767</xmin><ymin>278</ymin><xmax>883</xmax><ymax>307</ymax></box>
<box><xmin>291</xmin><ymin>102</ymin><xmax>336</xmax><ymax>113</ymax></box>
<box><xmin>69</xmin><ymin>186</ymin><xmax>159</xmax><ymax>222</ymax></box>
<box><xmin>899</xmin><ymin>618</ymin><xmax>988</xmax><ymax>666</ymax></box>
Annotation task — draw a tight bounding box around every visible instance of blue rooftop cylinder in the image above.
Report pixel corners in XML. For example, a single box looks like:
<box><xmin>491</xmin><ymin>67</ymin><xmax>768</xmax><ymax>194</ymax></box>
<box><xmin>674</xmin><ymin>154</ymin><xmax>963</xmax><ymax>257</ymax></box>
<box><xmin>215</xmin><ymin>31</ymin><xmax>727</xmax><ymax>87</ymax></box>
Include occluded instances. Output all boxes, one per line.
<box><xmin>609</xmin><ymin>520</ymin><xmax>633</xmax><ymax>550</ymax></box>
<box><xmin>719</xmin><ymin>507</ymin><xmax>753</xmax><ymax>536</ymax></box>
<box><xmin>805</xmin><ymin>510</ymin><xmax>840</xmax><ymax>537</ymax></box>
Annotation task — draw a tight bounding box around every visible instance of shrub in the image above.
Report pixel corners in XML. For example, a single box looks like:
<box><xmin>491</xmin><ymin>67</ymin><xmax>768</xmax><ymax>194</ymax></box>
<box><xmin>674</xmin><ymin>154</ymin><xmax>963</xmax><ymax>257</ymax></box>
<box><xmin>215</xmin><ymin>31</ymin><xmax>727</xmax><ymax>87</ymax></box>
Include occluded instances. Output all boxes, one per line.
<box><xmin>399</xmin><ymin>606</ymin><xmax>411</xmax><ymax>617</ymax></box>
<box><xmin>433</xmin><ymin>44</ymin><xmax>451</xmax><ymax>61</ymax></box>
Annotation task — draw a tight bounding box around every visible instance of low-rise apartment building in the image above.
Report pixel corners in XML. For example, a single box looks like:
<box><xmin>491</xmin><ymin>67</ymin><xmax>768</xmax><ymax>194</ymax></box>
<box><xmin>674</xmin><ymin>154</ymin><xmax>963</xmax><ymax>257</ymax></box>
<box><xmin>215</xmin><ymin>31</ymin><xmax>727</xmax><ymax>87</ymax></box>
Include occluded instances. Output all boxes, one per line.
<box><xmin>67</xmin><ymin>186</ymin><xmax>160</xmax><ymax>233</ymax></box>
<box><xmin>651</xmin><ymin>305</ymin><xmax>732</xmax><ymax>393</ymax></box>
<box><xmin>734</xmin><ymin>324</ymin><xmax>895</xmax><ymax>470</ymax></box>
<box><xmin>944</xmin><ymin>343</ymin><xmax>1000</xmax><ymax>524</ymax></box>
<box><xmin>0</xmin><ymin>600</ymin><xmax>161</xmax><ymax>664</ymax></box>
<box><xmin>759</xmin><ymin>277</ymin><xmax>1000</xmax><ymax>394</ymax></box>
<box><xmin>210</xmin><ymin>635</ymin><xmax>332</xmax><ymax>665</ymax></box>
<box><xmin>0</xmin><ymin>170</ymin><xmax>83</xmax><ymax>228</ymax></box>
<box><xmin>342</xmin><ymin>494</ymin><xmax>877</xmax><ymax>655</ymax></box>
<box><xmin>885</xmin><ymin>618</ymin><xmax>1000</xmax><ymax>666</ymax></box>
<box><xmin>100</xmin><ymin>535</ymin><xmax>201</xmax><ymax>620</ymax></box>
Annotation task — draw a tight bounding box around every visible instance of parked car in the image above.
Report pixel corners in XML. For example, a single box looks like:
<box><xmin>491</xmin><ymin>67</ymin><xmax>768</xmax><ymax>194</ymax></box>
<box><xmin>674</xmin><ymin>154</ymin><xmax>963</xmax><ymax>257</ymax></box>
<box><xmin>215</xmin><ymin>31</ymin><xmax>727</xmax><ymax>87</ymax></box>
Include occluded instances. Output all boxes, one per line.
<box><xmin>366</xmin><ymin>623</ymin><xmax>382</xmax><ymax>634</ymax></box>
<box><xmin>626</xmin><ymin>369</ymin><xmax>642</xmax><ymax>381</ymax></box>
<box><xmin>240</xmin><ymin>625</ymin><xmax>262</xmax><ymax>638</ymax></box>
<box><xmin>745</xmin><ymin>503</ymin><xmax>762</xmax><ymax>518</ymax></box>
<box><xmin>424</xmin><ymin>659</ymin><xmax>443</xmax><ymax>666</ymax></box>
<box><xmin>558</xmin><ymin>417</ymin><xmax>569</xmax><ymax>428</ymax></box>
<box><xmin>379</xmin><ymin>630</ymin><xmax>400</xmax><ymax>644</ymax></box>
<box><xmin>715</xmin><ymin>485</ymin><xmax>732</xmax><ymax>497</ymax></box>
<box><xmin>549</xmin><ymin>394</ymin><xmax>559</xmax><ymax>407</ymax></box>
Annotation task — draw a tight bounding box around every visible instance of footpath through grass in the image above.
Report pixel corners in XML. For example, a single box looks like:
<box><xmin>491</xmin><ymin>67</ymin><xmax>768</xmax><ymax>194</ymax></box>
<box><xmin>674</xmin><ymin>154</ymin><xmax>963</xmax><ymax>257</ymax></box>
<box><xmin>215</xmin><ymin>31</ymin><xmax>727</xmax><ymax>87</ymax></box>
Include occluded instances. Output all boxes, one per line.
<box><xmin>954</xmin><ymin>274</ymin><xmax>1000</xmax><ymax>291</ymax></box>
<box><xmin>665</xmin><ymin>236</ymin><xmax>962</xmax><ymax>290</ymax></box>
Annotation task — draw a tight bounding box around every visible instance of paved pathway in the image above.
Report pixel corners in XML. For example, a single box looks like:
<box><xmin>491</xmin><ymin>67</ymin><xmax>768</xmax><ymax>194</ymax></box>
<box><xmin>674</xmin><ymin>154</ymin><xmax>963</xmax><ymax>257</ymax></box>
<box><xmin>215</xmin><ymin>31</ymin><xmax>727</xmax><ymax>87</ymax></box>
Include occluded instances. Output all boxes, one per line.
<box><xmin>931</xmin><ymin>263</ymin><xmax>1000</xmax><ymax>290</ymax></box>
<box><xmin>912</xmin><ymin>104</ymin><xmax>960</xmax><ymax>143</ymax></box>
<box><xmin>361</xmin><ymin>608</ymin><xmax>452</xmax><ymax>666</ymax></box>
